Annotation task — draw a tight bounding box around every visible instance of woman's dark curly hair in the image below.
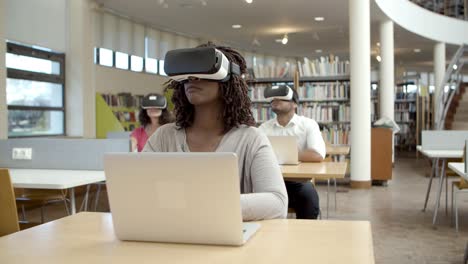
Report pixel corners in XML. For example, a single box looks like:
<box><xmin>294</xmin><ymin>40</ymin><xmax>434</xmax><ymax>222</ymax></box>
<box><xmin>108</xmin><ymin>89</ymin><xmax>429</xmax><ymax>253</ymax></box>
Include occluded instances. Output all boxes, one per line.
<box><xmin>138</xmin><ymin>106</ymin><xmax>174</xmax><ymax>127</ymax></box>
<box><xmin>165</xmin><ymin>42</ymin><xmax>255</xmax><ymax>134</ymax></box>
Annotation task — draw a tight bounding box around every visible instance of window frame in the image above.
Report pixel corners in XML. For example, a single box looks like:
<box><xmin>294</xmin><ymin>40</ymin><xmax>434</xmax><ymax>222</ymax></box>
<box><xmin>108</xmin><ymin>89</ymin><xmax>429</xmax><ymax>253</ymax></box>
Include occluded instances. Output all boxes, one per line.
<box><xmin>6</xmin><ymin>42</ymin><xmax>66</xmax><ymax>138</ymax></box>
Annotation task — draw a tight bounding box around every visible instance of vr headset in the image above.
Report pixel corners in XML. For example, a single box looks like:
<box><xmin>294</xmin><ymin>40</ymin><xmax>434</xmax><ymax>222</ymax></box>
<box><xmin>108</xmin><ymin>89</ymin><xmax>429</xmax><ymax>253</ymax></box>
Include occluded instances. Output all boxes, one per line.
<box><xmin>264</xmin><ymin>85</ymin><xmax>298</xmax><ymax>104</ymax></box>
<box><xmin>164</xmin><ymin>47</ymin><xmax>241</xmax><ymax>82</ymax></box>
<box><xmin>141</xmin><ymin>93</ymin><xmax>167</xmax><ymax>109</ymax></box>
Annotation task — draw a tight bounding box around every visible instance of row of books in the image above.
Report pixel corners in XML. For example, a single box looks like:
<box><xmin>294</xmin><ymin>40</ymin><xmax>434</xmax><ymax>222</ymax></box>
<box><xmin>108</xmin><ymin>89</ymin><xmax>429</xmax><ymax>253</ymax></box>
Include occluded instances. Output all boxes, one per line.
<box><xmin>251</xmin><ymin>106</ymin><xmax>275</xmax><ymax>123</ymax></box>
<box><xmin>394</xmin><ymin>112</ymin><xmax>414</xmax><ymax>122</ymax></box>
<box><xmin>297</xmin><ymin>56</ymin><xmax>350</xmax><ymax>77</ymax></box>
<box><xmin>101</xmin><ymin>93</ymin><xmax>145</xmax><ymax>108</ymax></box>
<box><xmin>395</xmin><ymin>104</ymin><xmax>417</xmax><ymax>112</ymax></box>
<box><xmin>395</xmin><ymin>92</ymin><xmax>417</xmax><ymax>100</ymax></box>
<box><xmin>250</xmin><ymin>63</ymin><xmax>297</xmax><ymax>79</ymax></box>
<box><xmin>297</xmin><ymin>82</ymin><xmax>350</xmax><ymax>100</ymax></box>
<box><xmin>113</xmin><ymin>110</ymin><xmax>139</xmax><ymax>123</ymax></box>
<box><xmin>297</xmin><ymin>104</ymin><xmax>351</xmax><ymax>123</ymax></box>
<box><xmin>321</xmin><ymin>125</ymin><xmax>350</xmax><ymax>145</ymax></box>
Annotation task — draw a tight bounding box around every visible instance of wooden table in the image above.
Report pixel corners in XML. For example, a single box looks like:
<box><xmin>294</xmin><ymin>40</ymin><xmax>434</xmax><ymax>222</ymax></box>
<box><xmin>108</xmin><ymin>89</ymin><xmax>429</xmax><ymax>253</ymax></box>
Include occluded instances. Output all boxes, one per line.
<box><xmin>9</xmin><ymin>169</ymin><xmax>106</xmax><ymax>214</ymax></box>
<box><xmin>281</xmin><ymin>162</ymin><xmax>347</xmax><ymax>218</ymax></box>
<box><xmin>0</xmin><ymin>212</ymin><xmax>375</xmax><ymax>264</ymax></box>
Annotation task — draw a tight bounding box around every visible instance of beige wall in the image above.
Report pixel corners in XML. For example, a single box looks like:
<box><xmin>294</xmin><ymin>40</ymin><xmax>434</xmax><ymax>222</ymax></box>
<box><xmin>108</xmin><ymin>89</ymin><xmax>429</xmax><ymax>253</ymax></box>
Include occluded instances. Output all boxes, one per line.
<box><xmin>94</xmin><ymin>65</ymin><xmax>169</xmax><ymax>95</ymax></box>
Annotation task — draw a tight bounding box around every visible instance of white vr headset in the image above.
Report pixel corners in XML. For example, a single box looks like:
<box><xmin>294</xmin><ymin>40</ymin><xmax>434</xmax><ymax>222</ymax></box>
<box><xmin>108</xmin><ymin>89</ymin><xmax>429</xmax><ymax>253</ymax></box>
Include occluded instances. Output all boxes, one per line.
<box><xmin>164</xmin><ymin>47</ymin><xmax>241</xmax><ymax>82</ymax></box>
<box><xmin>141</xmin><ymin>94</ymin><xmax>167</xmax><ymax>109</ymax></box>
<box><xmin>264</xmin><ymin>85</ymin><xmax>297</xmax><ymax>103</ymax></box>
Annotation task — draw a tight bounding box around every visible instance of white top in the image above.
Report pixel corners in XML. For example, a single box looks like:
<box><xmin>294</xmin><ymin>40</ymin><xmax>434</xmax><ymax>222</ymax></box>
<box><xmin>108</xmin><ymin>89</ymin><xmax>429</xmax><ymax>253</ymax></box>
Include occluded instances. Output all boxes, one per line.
<box><xmin>9</xmin><ymin>169</ymin><xmax>105</xmax><ymax>189</ymax></box>
<box><xmin>258</xmin><ymin>114</ymin><xmax>326</xmax><ymax>159</ymax></box>
<box><xmin>447</xmin><ymin>162</ymin><xmax>468</xmax><ymax>181</ymax></box>
<box><xmin>416</xmin><ymin>145</ymin><xmax>463</xmax><ymax>159</ymax></box>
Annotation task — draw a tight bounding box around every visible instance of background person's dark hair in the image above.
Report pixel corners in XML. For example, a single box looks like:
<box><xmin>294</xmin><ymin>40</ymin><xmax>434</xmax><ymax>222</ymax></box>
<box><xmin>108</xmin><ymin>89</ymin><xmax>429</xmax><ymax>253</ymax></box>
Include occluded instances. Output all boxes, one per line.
<box><xmin>165</xmin><ymin>42</ymin><xmax>255</xmax><ymax>133</ymax></box>
<box><xmin>138</xmin><ymin>107</ymin><xmax>174</xmax><ymax>127</ymax></box>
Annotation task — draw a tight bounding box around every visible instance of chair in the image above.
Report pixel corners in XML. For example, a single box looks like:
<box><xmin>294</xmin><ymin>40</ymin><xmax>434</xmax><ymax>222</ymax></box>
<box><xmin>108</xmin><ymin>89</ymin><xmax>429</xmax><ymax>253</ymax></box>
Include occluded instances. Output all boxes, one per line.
<box><xmin>451</xmin><ymin>179</ymin><xmax>468</xmax><ymax>232</ymax></box>
<box><xmin>15</xmin><ymin>188</ymin><xmax>70</xmax><ymax>223</ymax></box>
<box><xmin>0</xmin><ymin>169</ymin><xmax>20</xmax><ymax>236</ymax></box>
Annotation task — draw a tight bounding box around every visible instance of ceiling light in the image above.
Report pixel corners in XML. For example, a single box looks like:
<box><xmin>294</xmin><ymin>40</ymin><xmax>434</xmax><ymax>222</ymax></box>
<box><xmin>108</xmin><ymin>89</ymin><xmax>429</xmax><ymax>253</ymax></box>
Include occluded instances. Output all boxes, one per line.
<box><xmin>414</xmin><ymin>48</ymin><xmax>421</xmax><ymax>53</ymax></box>
<box><xmin>232</xmin><ymin>24</ymin><xmax>242</xmax><ymax>29</ymax></box>
<box><xmin>453</xmin><ymin>64</ymin><xmax>458</xmax><ymax>70</ymax></box>
<box><xmin>281</xmin><ymin>34</ymin><xmax>288</xmax><ymax>45</ymax></box>
<box><xmin>275</xmin><ymin>39</ymin><xmax>283</xmax><ymax>43</ymax></box>
<box><xmin>376</xmin><ymin>42</ymin><xmax>380</xmax><ymax>47</ymax></box>
<box><xmin>314</xmin><ymin>17</ymin><xmax>325</xmax><ymax>21</ymax></box>
<box><xmin>245</xmin><ymin>0</ymin><xmax>253</xmax><ymax>3</ymax></box>
<box><xmin>376</xmin><ymin>55</ymin><xmax>381</xmax><ymax>62</ymax></box>
<box><xmin>315</xmin><ymin>49</ymin><xmax>322</xmax><ymax>53</ymax></box>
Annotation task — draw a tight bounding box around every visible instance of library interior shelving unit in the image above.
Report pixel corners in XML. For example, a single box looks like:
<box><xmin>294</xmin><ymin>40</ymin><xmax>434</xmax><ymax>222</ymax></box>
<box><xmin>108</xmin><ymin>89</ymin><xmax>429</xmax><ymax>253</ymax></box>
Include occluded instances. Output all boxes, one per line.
<box><xmin>394</xmin><ymin>80</ymin><xmax>419</xmax><ymax>151</ymax></box>
<box><xmin>95</xmin><ymin>93</ymin><xmax>143</xmax><ymax>138</ymax></box>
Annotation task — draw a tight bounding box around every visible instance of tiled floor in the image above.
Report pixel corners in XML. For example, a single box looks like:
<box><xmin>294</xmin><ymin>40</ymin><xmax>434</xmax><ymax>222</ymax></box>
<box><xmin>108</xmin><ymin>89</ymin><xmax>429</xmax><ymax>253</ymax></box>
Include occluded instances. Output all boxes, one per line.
<box><xmin>21</xmin><ymin>155</ymin><xmax>468</xmax><ymax>263</ymax></box>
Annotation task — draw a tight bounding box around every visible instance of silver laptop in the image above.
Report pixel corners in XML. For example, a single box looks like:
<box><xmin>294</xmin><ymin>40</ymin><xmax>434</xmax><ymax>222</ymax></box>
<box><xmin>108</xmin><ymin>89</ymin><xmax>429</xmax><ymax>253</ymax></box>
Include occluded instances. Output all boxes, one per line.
<box><xmin>267</xmin><ymin>136</ymin><xmax>300</xmax><ymax>165</ymax></box>
<box><xmin>104</xmin><ymin>152</ymin><xmax>260</xmax><ymax>246</ymax></box>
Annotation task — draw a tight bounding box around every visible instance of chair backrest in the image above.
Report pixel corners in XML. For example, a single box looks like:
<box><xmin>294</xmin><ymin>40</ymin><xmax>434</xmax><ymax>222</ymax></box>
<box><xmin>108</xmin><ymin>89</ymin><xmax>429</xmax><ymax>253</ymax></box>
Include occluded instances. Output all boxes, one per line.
<box><xmin>0</xmin><ymin>169</ymin><xmax>20</xmax><ymax>236</ymax></box>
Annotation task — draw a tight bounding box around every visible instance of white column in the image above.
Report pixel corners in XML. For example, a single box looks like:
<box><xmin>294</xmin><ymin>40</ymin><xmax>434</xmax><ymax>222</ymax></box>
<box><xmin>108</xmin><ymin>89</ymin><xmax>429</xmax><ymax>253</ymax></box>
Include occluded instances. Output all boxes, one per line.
<box><xmin>349</xmin><ymin>0</ymin><xmax>371</xmax><ymax>187</ymax></box>
<box><xmin>379</xmin><ymin>20</ymin><xmax>394</xmax><ymax>120</ymax></box>
<box><xmin>0</xmin><ymin>0</ymin><xmax>7</xmax><ymax>139</ymax></box>
<box><xmin>433</xmin><ymin>42</ymin><xmax>445</xmax><ymax>128</ymax></box>
<box><xmin>66</xmin><ymin>0</ymin><xmax>96</xmax><ymax>138</ymax></box>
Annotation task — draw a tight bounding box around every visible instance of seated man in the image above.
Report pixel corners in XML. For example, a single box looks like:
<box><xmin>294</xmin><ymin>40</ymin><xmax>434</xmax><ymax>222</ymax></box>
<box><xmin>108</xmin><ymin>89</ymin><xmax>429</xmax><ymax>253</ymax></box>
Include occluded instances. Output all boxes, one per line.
<box><xmin>258</xmin><ymin>85</ymin><xmax>326</xmax><ymax>219</ymax></box>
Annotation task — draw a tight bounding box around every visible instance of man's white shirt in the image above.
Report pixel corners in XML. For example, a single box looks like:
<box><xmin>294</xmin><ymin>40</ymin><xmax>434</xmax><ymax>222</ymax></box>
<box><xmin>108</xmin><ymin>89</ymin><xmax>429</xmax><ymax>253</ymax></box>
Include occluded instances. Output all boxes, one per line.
<box><xmin>258</xmin><ymin>114</ymin><xmax>326</xmax><ymax>159</ymax></box>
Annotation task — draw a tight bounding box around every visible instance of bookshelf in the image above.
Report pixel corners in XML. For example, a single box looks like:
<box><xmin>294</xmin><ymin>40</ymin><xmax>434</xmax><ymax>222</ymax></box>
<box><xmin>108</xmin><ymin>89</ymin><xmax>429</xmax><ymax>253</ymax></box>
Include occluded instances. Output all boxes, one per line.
<box><xmin>394</xmin><ymin>81</ymin><xmax>418</xmax><ymax>151</ymax></box>
<box><xmin>96</xmin><ymin>93</ymin><xmax>144</xmax><ymax>138</ymax></box>
<box><xmin>248</xmin><ymin>76</ymin><xmax>353</xmax><ymax>145</ymax></box>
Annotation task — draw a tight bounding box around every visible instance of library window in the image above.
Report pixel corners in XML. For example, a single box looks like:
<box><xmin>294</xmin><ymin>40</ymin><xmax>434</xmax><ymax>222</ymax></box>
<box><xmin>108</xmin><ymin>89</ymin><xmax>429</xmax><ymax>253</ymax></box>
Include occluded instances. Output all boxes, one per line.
<box><xmin>98</xmin><ymin>48</ymin><xmax>113</xmax><ymax>67</ymax></box>
<box><xmin>145</xmin><ymin>57</ymin><xmax>158</xmax><ymax>74</ymax></box>
<box><xmin>130</xmin><ymin>55</ymin><xmax>144</xmax><ymax>72</ymax></box>
<box><xmin>6</xmin><ymin>42</ymin><xmax>65</xmax><ymax>137</ymax></box>
<box><xmin>115</xmin><ymin>52</ymin><xmax>129</xmax><ymax>70</ymax></box>
<box><xmin>159</xmin><ymin>60</ymin><xmax>167</xmax><ymax>76</ymax></box>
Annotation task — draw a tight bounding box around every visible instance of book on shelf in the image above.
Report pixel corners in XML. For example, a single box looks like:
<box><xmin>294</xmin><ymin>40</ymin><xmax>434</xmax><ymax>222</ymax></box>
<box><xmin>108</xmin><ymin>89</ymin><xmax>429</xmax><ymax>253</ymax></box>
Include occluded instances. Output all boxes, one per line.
<box><xmin>297</xmin><ymin>82</ymin><xmax>350</xmax><ymax>100</ymax></box>
<box><xmin>251</xmin><ymin>105</ymin><xmax>276</xmax><ymax>123</ymax></box>
<box><xmin>298</xmin><ymin>55</ymin><xmax>350</xmax><ymax>77</ymax></box>
<box><xmin>298</xmin><ymin>103</ymin><xmax>350</xmax><ymax>123</ymax></box>
<box><xmin>100</xmin><ymin>93</ymin><xmax>144</xmax><ymax>108</ymax></box>
<box><xmin>321</xmin><ymin>125</ymin><xmax>350</xmax><ymax>145</ymax></box>
<box><xmin>250</xmin><ymin>62</ymin><xmax>297</xmax><ymax>79</ymax></box>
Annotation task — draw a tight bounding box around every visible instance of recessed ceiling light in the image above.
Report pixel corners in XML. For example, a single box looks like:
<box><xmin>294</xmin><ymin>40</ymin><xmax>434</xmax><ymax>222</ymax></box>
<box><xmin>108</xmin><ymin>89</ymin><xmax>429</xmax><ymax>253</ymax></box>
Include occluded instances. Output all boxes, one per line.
<box><xmin>281</xmin><ymin>34</ymin><xmax>288</xmax><ymax>45</ymax></box>
<box><xmin>275</xmin><ymin>39</ymin><xmax>283</xmax><ymax>43</ymax></box>
<box><xmin>245</xmin><ymin>0</ymin><xmax>253</xmax><ymax>3</ymax></box>
<box><xmin>413</xmin><ymin>48</ymin><xmax>421</xmax><ymax>53</ymax></box>
<box><xmin>314</xmin><ymin>17</ymin><xmax>325</xmax><ymax>21</ymax></box>
<box><xmin>453</xmin><ymin>64</ymin><xmax>458</xmax><ymax>70</ymax></box>
<box><xmin>376</xmin><ymin>55</ymin><xmax>382</xmax><ymax>62</ymax></box>
<box><xmin>232</xmin><ymin>24</ymin><xmax>242</xmax><ymax>29</ymax></box>
<box><xmin>315</xmin><ymin>49</ymin><xmax>322</xmax><ymax>53</ymax></box>
<box><xmin>376</xmin><ymin>42</ymin><xmax>380</xmax><ymax>47</ymax></box>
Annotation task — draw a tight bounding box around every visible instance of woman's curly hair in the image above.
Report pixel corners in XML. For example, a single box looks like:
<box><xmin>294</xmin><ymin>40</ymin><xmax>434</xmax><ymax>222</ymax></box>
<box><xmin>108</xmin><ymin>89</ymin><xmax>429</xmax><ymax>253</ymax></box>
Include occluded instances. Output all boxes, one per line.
<box><xmin>165</xmin><ymin>42</ymin><xmax>255</xmax><ymax>133</ymax></box>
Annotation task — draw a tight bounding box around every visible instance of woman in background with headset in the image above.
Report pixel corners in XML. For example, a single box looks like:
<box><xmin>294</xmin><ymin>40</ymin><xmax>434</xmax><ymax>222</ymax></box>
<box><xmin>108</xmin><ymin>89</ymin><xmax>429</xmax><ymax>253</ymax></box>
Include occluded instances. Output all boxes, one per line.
<box><xmin>130</xmin><ymin>93</ymin><xmax>174</xmax><ymax>152</ymax></box>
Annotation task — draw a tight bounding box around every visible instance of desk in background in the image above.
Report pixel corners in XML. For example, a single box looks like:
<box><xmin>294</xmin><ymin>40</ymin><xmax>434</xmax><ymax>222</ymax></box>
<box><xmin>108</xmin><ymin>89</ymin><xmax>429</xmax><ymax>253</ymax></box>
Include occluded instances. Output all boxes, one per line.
<box><xmin>0</xmin><ymin>212</ymin><xmax>375</xmax><ymax>264</ymax></box>
<box><xmin>9</xmin><ymin>169</ymin><xmax>105</xmax><ymax>214</ymax></box>
<box><xmin>281</xmin><ymin>162</ymin><xmax>347</xmax><ymax>218</ymax></box>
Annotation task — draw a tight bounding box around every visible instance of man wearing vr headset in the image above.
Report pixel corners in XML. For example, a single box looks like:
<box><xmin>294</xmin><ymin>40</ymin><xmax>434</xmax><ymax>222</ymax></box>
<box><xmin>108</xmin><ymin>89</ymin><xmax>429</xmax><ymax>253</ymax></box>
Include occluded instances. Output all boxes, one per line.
<box><xmin>130</xmin><ymin>93</ymin><xmax>173</xmax><ymax>152</ymax></box>
<box><xmin>143</xmin><ymin>44</ymin><xmax>288</xmax><ymax>221</ymax></box>
<box><xmin>259</xmin><ymin>85</ymin><xmax>326</xmax><ymax>219</ymax></box>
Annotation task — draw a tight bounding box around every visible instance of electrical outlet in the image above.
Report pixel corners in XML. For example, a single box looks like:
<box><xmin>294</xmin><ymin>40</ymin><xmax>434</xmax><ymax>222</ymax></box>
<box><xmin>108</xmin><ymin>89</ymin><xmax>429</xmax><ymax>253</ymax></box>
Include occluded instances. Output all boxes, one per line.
<box><xmin>12</xmin><ymin>148</ymin><xmax>33</xmax><ymax>160</ymax></box>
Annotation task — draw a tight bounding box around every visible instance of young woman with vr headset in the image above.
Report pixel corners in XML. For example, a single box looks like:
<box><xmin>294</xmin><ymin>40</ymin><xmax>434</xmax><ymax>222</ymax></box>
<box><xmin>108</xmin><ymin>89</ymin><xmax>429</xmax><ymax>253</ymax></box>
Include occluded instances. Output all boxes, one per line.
<box><xmin>130</xmin><ymin>93</ymin><xmax>174</xmax><ymax>152</ymax></box>
<box><xmin>142</xmin><ymin>43</ymin><xmax>288</xmax><ymax>221</ymax></box>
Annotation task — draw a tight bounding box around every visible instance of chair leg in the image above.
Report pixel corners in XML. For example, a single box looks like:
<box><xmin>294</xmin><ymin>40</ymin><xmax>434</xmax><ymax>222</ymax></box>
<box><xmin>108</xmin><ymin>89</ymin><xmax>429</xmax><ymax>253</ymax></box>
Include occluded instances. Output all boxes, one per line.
<box><xmin>451</xmin><ymin>183</ymin><xmax>455</xmax><ymax>226</ymax></box>
<box><xmin>40</xmin><ymin>206</ymin><xmax>45</xmax><ymax>223</ymax></box>
<box><xmin>93</xmin><ymin>183</ymin><xmax>102</xmax><ymax>212</ymax></box>
<box><xmin>334</xmin><ymin>178</ymin><xmax>337</xmax><ymax>211</ymax></box>
<box><xmin>63</xmin><ymin>198</ymin><xmax>70</xmax><ymax>215</ymax></box>
<box><xmin>464</xmin><ymin>241</ymin><xmax>468</xmax><ymax>264</ymax></box>
<box><xmin>455</xmin><ymin>190</ymin><xmax>459</xmax><ymax>233</ymax></box>
<box><xmin>21</xmin><ymin>205</ymin><xmax>27</xmax><ymax>221</ymax></box>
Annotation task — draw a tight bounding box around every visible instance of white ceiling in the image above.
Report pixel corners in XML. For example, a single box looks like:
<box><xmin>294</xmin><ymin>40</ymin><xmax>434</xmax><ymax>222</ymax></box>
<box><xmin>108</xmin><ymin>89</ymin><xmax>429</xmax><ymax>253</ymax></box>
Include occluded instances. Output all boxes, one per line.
<box><xmin>96</xmin><ymin>0</ymin><xmax>460</xmax><ymax>72</ymax></box>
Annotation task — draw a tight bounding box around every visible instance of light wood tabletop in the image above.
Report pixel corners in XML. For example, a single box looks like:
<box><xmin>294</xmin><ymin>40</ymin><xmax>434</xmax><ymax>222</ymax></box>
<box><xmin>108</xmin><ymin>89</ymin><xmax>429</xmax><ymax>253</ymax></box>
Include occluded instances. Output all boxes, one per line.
<box><xmin>281</xmin><ymin>161</ymin><xmax>348</xmax><ymax>180</ymax></box>
<box><xmin>0</xmin><ymin>212</ymin><xmax>375</xmax><ymax>264</ymax></box>
<box><xmin>326</xmin><ymin>145</ymin><xmax>351</xmax><ymax>156</ymax></box>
